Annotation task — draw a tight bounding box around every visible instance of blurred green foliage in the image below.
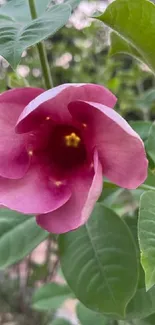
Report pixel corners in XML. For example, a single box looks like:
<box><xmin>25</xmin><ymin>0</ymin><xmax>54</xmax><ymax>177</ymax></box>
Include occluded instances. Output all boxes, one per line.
<box><xmin>0</xmin><ymin>2</ymin><xmax>155</xmax><ymax>324</ymax></box>
<box><xmin>1</xmin><ymin>18</ymin><xmax>155</xmax><ymax>121</ymax></box>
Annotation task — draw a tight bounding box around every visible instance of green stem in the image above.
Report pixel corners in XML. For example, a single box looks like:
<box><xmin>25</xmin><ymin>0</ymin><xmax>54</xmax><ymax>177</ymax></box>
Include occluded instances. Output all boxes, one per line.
<box><xmin>28</xmin><ymin>0</ymin><xmax>53</xmax><ymax>89</ymax></box>
<box><xmin>139</xmin><ymin>184</ymin><xmax>155</xmax><ymax>191</ymax></box>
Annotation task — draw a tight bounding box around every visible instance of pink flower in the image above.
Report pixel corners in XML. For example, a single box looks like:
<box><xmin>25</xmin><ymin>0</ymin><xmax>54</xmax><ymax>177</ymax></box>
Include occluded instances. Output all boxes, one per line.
<box><xmin>0</xmin><ymin>84</ymin><xmax>148</xmax><ymax>233</ymax></box>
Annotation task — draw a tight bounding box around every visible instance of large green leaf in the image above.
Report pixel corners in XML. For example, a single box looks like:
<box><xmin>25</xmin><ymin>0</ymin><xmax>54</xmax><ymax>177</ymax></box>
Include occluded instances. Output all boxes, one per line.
<box><xmin>110</xmin><ymin>32</ymin><xmax>143</xmax><ymax>62</ymax></box>
<box><xmin>138</xmin><ymin>191</ymin><xmax>155</xmax><ymax>290</ymax></box>
<box><xmin>134</xmin><ymin>313</ymin><xmax>155</xmax><ymax>325</ymax></box>
<box><xmin>59</xmin><ymin>204</ymin><xmax>138</xmax><ymax>317</ymax></box>
<box><xmin>0</xmin><ymin>209</ymin><xmax>48</xmax><ymax>268</ymax></box>
<box><xmin>126</xmin><ymin>285</ymin><xmax>155</xmax><ymax>320</ymax></box>
<box><xmin>32</xmin><ymin>283</ymin><xmax>73</xmax><ymax>311</ymax></box>
<box><xmin>97</xmin><ymin>0</ymin><xmax>155</xmax><ymax>73</ymax></box>
<box><xmin>123</xmin><ymin>214</ymin><xmax>155</xmax><ymax>320</ymax></box>
<box><xmin>0</xmin><ymin>3</ymin><xmax>71</xmax><ymax>69</ymax></box>
<box><xmin>76</xmin><ymin>303</ymin><xmax>108</xmax><ymax>325</ymax></box>
<box><xmin>0</xmin><ymin>0</ymin><xmax>50</xmax><ymax>22</ymax></box>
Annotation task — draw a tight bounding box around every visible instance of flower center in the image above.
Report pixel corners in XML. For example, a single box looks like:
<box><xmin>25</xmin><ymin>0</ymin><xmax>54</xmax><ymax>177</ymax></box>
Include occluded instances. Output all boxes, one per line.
<box><xmin>64</xmin><ymin>132</ymin><xmax>81</xmax><ymax>148</ymax></box>
<box><xmin>50</xmin><ymin>125</ymin><xmax>87</xmax><ymax>171</ymax></box>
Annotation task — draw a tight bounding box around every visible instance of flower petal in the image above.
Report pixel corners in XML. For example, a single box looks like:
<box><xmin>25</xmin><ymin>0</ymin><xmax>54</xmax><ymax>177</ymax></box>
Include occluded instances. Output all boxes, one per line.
<box><xmin>68</xmin><ymin>100</ymin><xmax>148</xmax><ymax>189</ymax></box>
<box><xmin>0</xmin><ymin>87</ymin><xmax>44</xmax><ymax>178</ymax></box>
<box><xmin>16</xmin><ymin>83</ymin><xmax>117</xmax><ymax>133</ymax></box>
<box><xmin>0</xmin><ymin>161</ymin><xmax>71</xmax><ymax>214</ymax></box>
<box><xmin>36</xmin><ymin>150</ymin><xmax>103</xmax><ymax>234</ymax></box>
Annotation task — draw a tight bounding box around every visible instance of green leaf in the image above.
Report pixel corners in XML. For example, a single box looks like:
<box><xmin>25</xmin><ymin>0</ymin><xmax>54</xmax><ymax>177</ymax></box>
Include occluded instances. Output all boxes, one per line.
<box><xmin>143</xmin><ymin>169</ymin><xmax>155</xmax><ymax>191</ymax></box>
<box><xmin>97</xmin><ymin>0</ymin><xmax>155</xmax><ymax>73</ymax></box>
<box><xmin>59</xmin><ymin>204</ymin><xmax>138</xmax><ymax>317</ymax></box>
<box><xmin>134</xmin><ymin>313</ymin><xmax>155</xmax><ymax>325</ymax></box>
<box><xmin>126</xmin><ymin>285</ymin><xmax>155</xmax><ymax>320</ymax></box>
<box><xmin>32</xmin><ymin>283</ymin><xmax>73</xmax><ymax>311</ymax></box>
<box><xmin>0</xmin><ymin>0</ymin><xmax>50</xmax><ymax>22</ymax></box>
<box><xmin>135</xmin><ymin>90</ymin><xmax>155</xmax><ymax>110</ymax></box>
<box><xmin>147</xmin><ymin>122</ymin><xmax>155</xmax><ymax>163</ymax></box>
<box><xmin>0</xmin><ymin>209</ymin><xmax>48</xmax><ymax>268</ymax></box>
<box><xmin>28</xmin><ymin>263</ymin><xmax>48</xmax><ymax>285</ymax></box>
<box><xmin>129</xmin><ymin>121</ymin><xmax>152</xmax><ymax>141</ymax></box>
<box><xmin>50</xmin><ymin>319</ymin><xmax>72</xmax><ymax>325</ymax></box>
<box><xmin>123</xmin><ymin>215</ymin><xmax>155</xmax><ymax>319</ymax></box>
<box><xmin>138</xmin><ymin>191</ymin><xmax>155</xmax><ymax>290</ymax></box>
<box><xmin>76</xmin><ymin>303</ymin><xmax>108</xmax><ymax>325</ymax></box>
<box><xmin>0</xmin><ymin>4</ymin><xmax>71</xmax><ymax>69</ymax></box>
<box><xmin>8</xmin><ymin>72</ymin><xmax>29</xmax><ymax>88</ymax></box>
<box><xmin>110</xmin><ymin>32</ymin><xmax>143</xmax><ymax>62</ymax></box>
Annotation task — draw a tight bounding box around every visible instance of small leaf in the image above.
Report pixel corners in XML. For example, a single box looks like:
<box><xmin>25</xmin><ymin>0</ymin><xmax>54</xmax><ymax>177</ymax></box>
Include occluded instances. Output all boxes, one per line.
<box><xmin>28</xmin><ymin>263</ymin><xmax>48</xmax><ymax>285</ymax></box>
<box><xmin>76</xmin><ymin>303</ymin><xmax>108</xmax><ymax>325</ymax></box>
<box><xmin>32</xmin><ymin>283</ymin><xmax>73</xmax><ymax>311</ymax></box>
<box><xmin>138</xmin><ymin>191</ymin><xmax>155</xmax><ymax>290</ymax></box>
<box><xmin>59</xmin><ymin>204</ymin><xmax>138</xmax><ymax>317</ymax></box>
<box><xmin>97</xmin><ymin>0</ymin><xmax>155</xmax><ymax>73</ymax></box>
<box><xmin>110</xmin><ymin>32</ymin><xmax>143</xmax><ymax>62</ymax></box>
<box><xmin>0</xmin><ymin>209</ymin><xmax>48</xmax><ymax>268</ymax></box>
<box><xmin>0</xmin><ymin>4</ymin><xmax>71</xmax><ymax>69</ymax></box>
<box><xmin>8</xmin><ymin>72</ymin><xmax>29</xmax><ymax>88</ymax></box>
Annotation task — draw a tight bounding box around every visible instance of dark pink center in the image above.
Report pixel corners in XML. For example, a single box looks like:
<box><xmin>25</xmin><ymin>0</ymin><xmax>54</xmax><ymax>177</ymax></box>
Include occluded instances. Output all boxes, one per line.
<box><xmin>49</xmin><ymin>125</ymin><xmax>87</xmax><ymax>170</ymax></box>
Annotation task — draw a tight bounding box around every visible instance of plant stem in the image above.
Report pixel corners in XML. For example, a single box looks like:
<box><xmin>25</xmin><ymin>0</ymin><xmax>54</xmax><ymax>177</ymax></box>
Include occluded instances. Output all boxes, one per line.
<box><xmin>28</xmin><ymin>0</ymin><xmax>53</xmax><ymax>89</ymax></box>
<box><xmin>140</xmin><ymin>184</ymin><xmax>155</xmax><ymax>191</ymax></box>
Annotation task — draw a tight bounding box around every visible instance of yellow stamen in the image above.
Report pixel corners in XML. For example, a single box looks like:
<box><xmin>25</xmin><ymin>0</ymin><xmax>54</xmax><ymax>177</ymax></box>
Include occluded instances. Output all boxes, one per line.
<box><xmin>64</xmin><ymin>132</ymin><xmax>81</xmax><ymax>148</ymax></box>
<box><xmin>28</xmin><ymin>150</ymin><xmax>33</xmax><ymax>156</ymax></box>
<box><xmin>55</xmin><ymin>181</ymin><xmax>62</xmax><ymax>187</ymax></box>
<box><xmin>46</xmin><ymin>116</ymin><xmax>51</xmax><ymax>121</ymax></box>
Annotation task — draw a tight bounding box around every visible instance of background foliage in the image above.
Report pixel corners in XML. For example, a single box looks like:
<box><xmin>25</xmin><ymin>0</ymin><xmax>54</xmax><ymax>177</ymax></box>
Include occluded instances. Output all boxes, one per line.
<box><xmin>1</xmin><ymin>0</ymin><xmax>155</xmax><ymax>324</ymax></box>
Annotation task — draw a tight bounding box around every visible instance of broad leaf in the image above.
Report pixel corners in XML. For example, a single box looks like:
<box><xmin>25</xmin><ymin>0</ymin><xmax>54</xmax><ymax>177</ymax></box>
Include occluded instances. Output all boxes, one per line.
<box><xmin>97</xmin><ymin>0</ymin><xmax>155</xmax><ymax>73</ymax></box>
<box><xmin>110</xmin><ymin>32</ymin><xmax>143</xmax><ymax>62</ymax></box>
<box><xmin>134</xmin><ymin>313</ymin><xmax>155</xmax><ymax>325</ymax></box>
<box><xmin>32</xmin><ymin>283</ymin><xmax>73</xmax><ymax>311</ymax></box>
<box><xmin>0</xmin><ymin>209</ymin><xmax>48</xmax><ymax>268</ymax></box>
<box><xmin>0</xmin><ymin>0</ymin><xmax>50</xmax><ymax>22</ymax></box>
<box><xmin>59</xmin><ymin>204</ymin><xmax>138</xmax><ymax>317</ymax></box>
<box><xmin>126</xmin><ymin>285</ymin><xmax>155</xmax><ymax>320</ymax></box>
<box><xmin>124</xmin><ymin>214</ymin><xmax>155</xmax><ymax>319</ymax></box>
<box><xmin>138</xmin><ymin>191</ymin><xmax>155</xmax><ymax>290</ymax></box>
<box><xmin>76</xmin><ymin>303</ymin><xmax>108</xmax><ymax>325</ymax></box>
<box><xmin>0</xmin><ymin>4</ymin><xmax>71</xmax><ymax>68</ymax></box>
<box><xmin>123</xmin><ymin>214</ymin><xmax>155</xmax><ymax>320</ymax></box>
